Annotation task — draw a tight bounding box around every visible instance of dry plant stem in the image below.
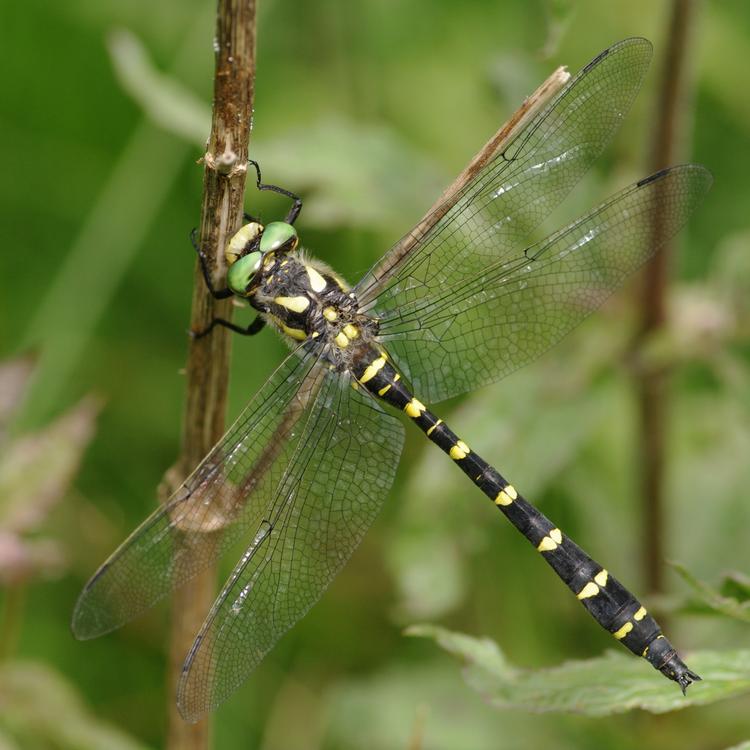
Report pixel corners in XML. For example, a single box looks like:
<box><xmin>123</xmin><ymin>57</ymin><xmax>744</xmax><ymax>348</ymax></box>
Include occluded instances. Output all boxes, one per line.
<box><xmin>163</xmin><ymin>1</ymin><xmax>256</xmax><ymax>747</ymax></box>
<box><xmin>637</xmin><ymin>0</ymin><xmax>697</xmax><ymax>597</ymax></box>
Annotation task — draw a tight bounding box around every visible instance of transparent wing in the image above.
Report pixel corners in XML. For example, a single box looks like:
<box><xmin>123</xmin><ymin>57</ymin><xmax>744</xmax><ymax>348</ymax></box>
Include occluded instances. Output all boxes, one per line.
<box><xmin>356</xmin><ymin>38</ymin><xmax>652</xmax><ymax>314</ymax></box>
<box><xmin>72</xmin><ymin>348</ymin><xmax>326</xmax><ymax>639</ymax></box>
<box><xmin>376</xmin><ymin>165</ymin><xmax>712</xmax><ymax>402</ymax></box>
<box><xmin>176</xmin><ymin>371</ymin><xmax>405</xmax><ymax>721</ymax></box>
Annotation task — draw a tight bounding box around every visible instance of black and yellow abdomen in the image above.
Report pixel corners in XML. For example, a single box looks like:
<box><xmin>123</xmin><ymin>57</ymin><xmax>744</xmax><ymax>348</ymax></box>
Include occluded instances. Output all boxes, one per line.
<box><xmin>352</xmin><ymin>345</ymin><xmax>699</xmax><ymax>691</ymax></box>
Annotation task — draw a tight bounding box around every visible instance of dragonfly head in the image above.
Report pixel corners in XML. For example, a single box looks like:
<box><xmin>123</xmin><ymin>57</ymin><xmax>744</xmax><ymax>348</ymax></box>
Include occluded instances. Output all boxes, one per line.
<box><xmin>225</xmin><ymin>220</ymin><xmax>299</xmax><ymax>297</ymax></box>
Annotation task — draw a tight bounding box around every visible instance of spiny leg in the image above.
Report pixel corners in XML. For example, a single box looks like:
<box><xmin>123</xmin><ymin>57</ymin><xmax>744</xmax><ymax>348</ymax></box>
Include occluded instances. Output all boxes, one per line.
<box><xmin>191</xmin><ymin>314</ymin><xmax>265</xmax><ymax>340</ymax></box>
<box><xmin>248</xmin><ymin>159</ymin><xmax>303</xmax><ymax>225</ymax></box>
<box><xmin>190</xmin><ymin>227</ymin><xmax>233</xmax><ymax>300</ymax></box>
<box><xmin>188</xmin><ymin>227</ymin><xmax>267</xmax><ymax>339</ymax></box>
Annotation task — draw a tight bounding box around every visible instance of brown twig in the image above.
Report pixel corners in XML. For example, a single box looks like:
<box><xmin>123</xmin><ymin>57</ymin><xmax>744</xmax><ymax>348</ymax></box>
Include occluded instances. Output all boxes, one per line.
<box><xmin>636</xmin><ymin>0</ymin><xmax>697</xmax><ymax>597</ymax></box>
<box><xmin>162</xmin><ymin>1</ymin><xmax>257</xmax><ymax>747</ymax></box>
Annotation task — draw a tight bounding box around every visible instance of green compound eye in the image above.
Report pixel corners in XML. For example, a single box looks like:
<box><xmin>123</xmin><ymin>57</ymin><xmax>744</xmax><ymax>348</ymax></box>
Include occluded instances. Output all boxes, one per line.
<box><xmin>227</xmin><ymin>251</ymin><xmax>262</xmax><ymax>295</ymax></box>
<box><xmin>260</xmin><ymin>222</ymin><xmax>298</xmax><ymax>254</ymax></box>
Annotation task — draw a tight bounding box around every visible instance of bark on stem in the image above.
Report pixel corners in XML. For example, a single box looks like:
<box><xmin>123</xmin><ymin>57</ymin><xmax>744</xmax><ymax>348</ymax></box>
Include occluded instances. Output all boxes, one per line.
<box><xmin>163</xmin><ymin>1</ymin><xmax>257</xmax><ymax>747</ymax></box>
<box><xmin>636</xmin><ymin>0</ymin><xmax>697</xmax><ymax>596</ymax></box>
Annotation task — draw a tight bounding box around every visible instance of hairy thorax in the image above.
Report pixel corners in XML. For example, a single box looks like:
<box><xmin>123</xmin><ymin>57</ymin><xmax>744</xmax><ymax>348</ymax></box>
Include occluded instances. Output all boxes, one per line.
<box><xmin>249</xmin><ymin>250</ymin><xmax>379</xmax><ymax>371</ymax></box>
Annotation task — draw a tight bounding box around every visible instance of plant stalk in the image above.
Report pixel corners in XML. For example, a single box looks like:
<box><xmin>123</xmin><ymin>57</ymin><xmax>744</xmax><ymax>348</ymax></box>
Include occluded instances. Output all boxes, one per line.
<box><xmin>636</xmin><ymin>0</ymin><xmax>697</xmax><ymax>596</ymax></box>
<box><xmin>163</xmin><ymin>1</ymin><xmax>257</xmax><ymax>747</ymax></box>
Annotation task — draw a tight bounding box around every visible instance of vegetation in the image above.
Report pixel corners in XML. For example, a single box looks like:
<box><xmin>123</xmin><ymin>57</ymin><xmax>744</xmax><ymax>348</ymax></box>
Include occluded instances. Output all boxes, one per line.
<box><xmin>2</xmin><ymin>0</ymin><xmax>749</xmax><ymax>747</ymax></box>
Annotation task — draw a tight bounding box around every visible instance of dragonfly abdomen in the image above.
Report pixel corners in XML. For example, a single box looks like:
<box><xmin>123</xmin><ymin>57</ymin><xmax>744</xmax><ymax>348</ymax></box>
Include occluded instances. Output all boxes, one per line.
<box><xmin>353</xmin><ymin>347</ymin><xmax>700</xmax><ymax>692</ymax></box>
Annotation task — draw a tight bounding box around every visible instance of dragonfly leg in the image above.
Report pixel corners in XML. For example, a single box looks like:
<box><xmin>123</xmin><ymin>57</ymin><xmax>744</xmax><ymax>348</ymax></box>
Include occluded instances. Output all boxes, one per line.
<box><xmin>190</xmin><ymin>314</ymin><xmax>266</xmax><ymax>340</ymax></box>
<box><xmin>248</xmin><ymin>159</ymin><xmax>303</xmax><ymax>225</ymax></box>
<box><xmin>190</xmin><ymin>228</ymin><xmax>233</xmax><ymax>299</ymax></box>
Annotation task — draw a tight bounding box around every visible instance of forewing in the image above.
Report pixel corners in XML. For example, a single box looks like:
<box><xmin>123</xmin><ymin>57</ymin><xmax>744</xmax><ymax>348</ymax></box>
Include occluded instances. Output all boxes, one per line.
<box><xmin>176</xmin><ymin>371</ymin><xmax>405</xmax><ymax>721</ymax></box>
<box><xmin>376</xmin><ymin>165</ymin><xmax>712</xmax><ymax>402</ymax></box>
<box><xmin>72</xmin><ymin>349</ymin><xmax>325</xmax><ymax>639</ymax></box>
<box><xmin>355</xmin><ymin>38</ymin><xmax>652</xmax><ymax>313</ymax></box>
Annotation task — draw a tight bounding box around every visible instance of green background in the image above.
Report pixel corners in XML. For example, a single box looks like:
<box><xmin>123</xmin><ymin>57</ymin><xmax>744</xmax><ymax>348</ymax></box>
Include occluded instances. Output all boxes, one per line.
<box><xmin>2</xmin><ymin>0</ymin><xmax>750</xmax><ymax>747</ymax></box>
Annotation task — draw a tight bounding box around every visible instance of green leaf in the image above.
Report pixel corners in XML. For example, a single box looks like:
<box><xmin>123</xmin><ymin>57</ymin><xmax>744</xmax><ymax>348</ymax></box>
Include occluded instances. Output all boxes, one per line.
<box><xmin>720</xmin><ymin>571</ymin><xmax>750</xmax><ymax>603</ymax></box>
<box><xmin>106</xmin><ymin>31</ymin><xmax>446</xmax><ymax>231</ymax></box>
<box><xmin>726</xmin><ymin>742</ymin><xmax>750</xmax><ymax>750</ymax></box>
<box><xmin>407</xmin><ymin>624</ymin><xmax>750</xmax><ymax>716</ymax></box>
<box><xmin>0</xmin><ymin>661</ymin><xmax>150</xmax><ymax>750</ymax></box>
<box><xmin>0</xmin><ymin>356</ymin><xmax>35</xmax><ymax>439</ymax></box>
<box><xmin>0</xmin><ymin>397</ymin><xmax>99</xmax><ymax>534</ymax></box>
<box><xmin>540</xmin><ymin>0</ymin><xmax>578</xmax><ymax>57</ymax></box>
<box><xmin>0</xmin><ymin>397</ymin><xmax>99</xmax><ymax>584</ymax></box>
<box><xmin>671</xmin><ymin>562</ymin><xmax>750</xmax><ymax>624</ymax></box>
<box><xmin>324</xmin><ymin>663</ymin><xmax>545</xmax><ymax>750</ymax></box>
<box><xmin>107</xmin><ymin>29</ymin><xmax>210</xmax><ymax>144</ymax></box>
<box><xmin>255</xmin><ymin>117</ymin><xmax>445</xmax><ymax>229</ymax></box>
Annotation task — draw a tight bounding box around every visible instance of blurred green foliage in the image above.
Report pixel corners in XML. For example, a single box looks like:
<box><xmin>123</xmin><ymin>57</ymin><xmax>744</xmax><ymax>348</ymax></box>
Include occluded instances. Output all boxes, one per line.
<box><xmin>1</xmin><ymin>0</ymin><xmax>750</xmax><ymax>748</ymax></box>
<box><xmin>407</xmin><ymin>625</ymin><xmax>750</xmax><ymax>716</ymax></box>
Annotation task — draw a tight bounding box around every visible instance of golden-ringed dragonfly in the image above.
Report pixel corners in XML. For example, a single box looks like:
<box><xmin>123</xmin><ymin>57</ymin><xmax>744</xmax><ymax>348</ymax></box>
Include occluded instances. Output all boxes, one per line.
<box><xmin>72</xmin><ymin>38</ymin><xmax>711</xmax><ymax>721</ymax></box>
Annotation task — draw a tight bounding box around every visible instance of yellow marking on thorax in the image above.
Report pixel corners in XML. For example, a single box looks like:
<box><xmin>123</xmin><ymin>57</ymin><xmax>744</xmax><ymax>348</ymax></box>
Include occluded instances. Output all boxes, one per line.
<box><xmin>274</xmin><ymin>295</ymin><xmax>310</xmax><ymax>313</ymax></box>
<box><xmin>404</xmin><ymin>398</ymin><xmax>426</xmax><ymax>419</ymax></box>
<box><xmin>280</xmin><ymin>323</ymin><xmax>306</xmax><ymax>340</ymax></box>
<box><xmin>393</xmin><ymin>373</ymin><xmax>400</xmax><ymax>382</ymax></box>
<box><xmin>426</xmin><ymin>419</ymin><xmax>442</xmax><ymax>436</ymax></box>
<box><xmin>267</xmin><ymin>314</ymin><xmax>306</xmax><ymax>341</ymax></box>
<box><xmin>594</xmin><ymin>569</ymin><xmax>608</xmax><ymax>587</ymax></box>
<box><xmin>449</xmin><ymin>440</ymin><xmax>470</xmax><ymax>460</ymax></box>
<box><xmin>323</xmin><ymin>307</ymin><xmax>338</xmax><ymax>322</ymax></box>
<box><xmin>306</xmin><ymin>265</ymin><xmax>327</xmax><ymax>293</ymax></box>
<box><xmin>378</xmin><ymin>383</ymin><xmax>391</xmax><ymax>396</ymax></box>
<box><xmin>537</xmin><ymin>527</ymin><xmax>562</xmax><ymax>552</ymax></box>
<box><xmin>343</xmin><ymin>323</ymin><xmax>359</xmax><ymax>339</ymax></box>
<box><xmin>633</xmin><ymin>606</ymin><xmax>647</xmax><ymax>621</ymax></box>
<box><xmin>360</xmin><ymin>356</ymin><xmax>387</xmax><ymax>384</ymax></box>
<box><xmin>335</xmin><ymin>331</ymin><xmax>349</xmax><ymax>348</ymax></box>
<box><xmin>613</xmin><ymin>622</ymin><xmax>633</xmax><ymax>640</ymax></box>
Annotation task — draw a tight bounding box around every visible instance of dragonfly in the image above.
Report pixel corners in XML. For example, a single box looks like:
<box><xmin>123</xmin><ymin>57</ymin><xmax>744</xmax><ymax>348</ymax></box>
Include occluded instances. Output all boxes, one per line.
<box><xmin>72</xmin><ymin>37</ymin><xmax>711</xmax><ymax>721</ymax></box>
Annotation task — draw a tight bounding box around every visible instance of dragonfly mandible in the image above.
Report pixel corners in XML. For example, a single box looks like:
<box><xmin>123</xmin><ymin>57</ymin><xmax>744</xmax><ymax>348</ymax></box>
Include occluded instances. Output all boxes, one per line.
<box><xmin>72</xmin><ymin>37</ymin><xmax>711</xmax><ymax>721</ymax></box>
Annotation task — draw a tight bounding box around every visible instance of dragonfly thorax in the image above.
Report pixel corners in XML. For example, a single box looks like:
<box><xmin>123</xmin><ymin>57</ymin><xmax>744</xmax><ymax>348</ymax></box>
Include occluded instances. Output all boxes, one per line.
<box><xmin>248</xmin><ymin>247</ymin><xmax>378</xmax><ymax>365</ymax></box>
